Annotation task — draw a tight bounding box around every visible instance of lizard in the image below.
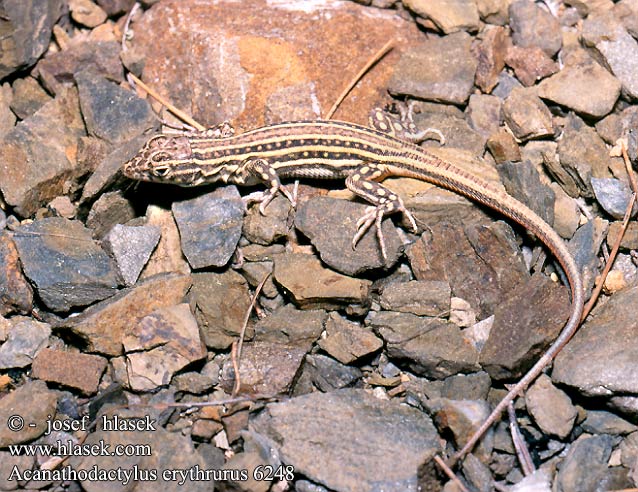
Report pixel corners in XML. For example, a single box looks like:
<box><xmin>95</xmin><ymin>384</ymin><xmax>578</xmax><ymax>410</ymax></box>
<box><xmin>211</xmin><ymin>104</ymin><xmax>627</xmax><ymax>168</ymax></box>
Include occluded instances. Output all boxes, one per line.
<box><xmin>122</xmin><ymin>109</ymin><xmax>585</xmax><ymax>463</ymax></box>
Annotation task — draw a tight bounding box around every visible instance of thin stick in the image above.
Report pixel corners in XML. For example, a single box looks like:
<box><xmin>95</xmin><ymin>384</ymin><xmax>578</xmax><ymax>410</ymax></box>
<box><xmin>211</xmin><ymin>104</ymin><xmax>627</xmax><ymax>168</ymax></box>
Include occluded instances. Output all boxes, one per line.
<box><xmin>324</xmin><ymin>39</ymin><xmax>394</xmax><ymax>120</ymax></box>
<box><xmin>433</xmin><ymin>455</ymin><xmax>469</xmax><ymax>492</ymax></box>
<box><xmin>128</xmin><ymin>73</ymin><xmax>206</xmax><ymax>131</ymax></box>
<box><xmin>508</xmin><ymin>401</ymin><xmax>534</xmax><ymax>476</ymax></box>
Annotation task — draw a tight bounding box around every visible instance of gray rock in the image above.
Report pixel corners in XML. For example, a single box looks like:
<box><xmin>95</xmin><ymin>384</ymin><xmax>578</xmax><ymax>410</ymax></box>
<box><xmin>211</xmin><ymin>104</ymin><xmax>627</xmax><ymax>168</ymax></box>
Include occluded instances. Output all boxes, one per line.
<box><xmin>243</xmin><ymin>195</ymin><xmax>291</xmax><ymax>245</ymax></box>
<box><xmin>12</xmin><ymin>217</ymin><xmax>120</xmax><ymax>311</ymax></box>
<box><xmin>466</xmin><ymin>94</ymin><xmax>502</xmax><ymax>138</ymax></box>
<box><xmin>555</xmin><ymin>435</ymin><xmax>615</xmax><ymax>492</ymax></box>
<box><xmin>492</xmin><ymin>71</ymin><xmax>524</xmax><ymax>99</ymax></box>
<box><xmin>581</xmin><ymin>410</ymin><xmax>638</xmax><ymax>436</ymax></box>
<box><xmin>591</xmin><ymin>177</ymin><xmax>636</xmax><ymax>220</ymax></box>
<box><xmin>76</xmin><ymin>70</ymin><xmax>157</xmax><ymax>144</ymax></box>
<box><xmin>553</xmin><ymin>284</ymin><xmax>638</xmax><ymax>397</ymax></box>
<box><xmin>294</xmin><ymin>196</ymin><xmax>402</xmax><ymax>275</ymax></box>
<box><xmin>252</xmin><ymin>389</ymin><xmax>441</xmax><ymax>492</ymax></box>
<box><xmin>498</xmin><ymin>160</ymin><xmax>555</xmax><ymax>225</ymax></box>
<box><xmin>172</xmin><ymin>187</ymin><xmax>244</xmax><ymax>269</ymax></box>
<box><xmin>379</xmin><ymin>280</ymin><xmax>451</xmax><ymax>317</ymax></box>
<box><xmin>402</xmin><ymin>0</ymin><xmax>480</xmax><ymax>33</ymax></box>
<box><xmin>0</xmin><ymin>0</ymin><xmax>64</xmax><ymax>79</ymax></box>
<box><xmin>86</xmin><ymin>190</ymin><xmax>137</xmax><ymax>240</ymax></box>
<box><xmin>317</xmin><ymin>312</ymin><xmax>382</xmax><ymax>364</ymax></box>
<box><xmin>295</xmin><ymin>354</ymin><xmax>362</xmax><ymax>394</ymax></box>
<box><xmin>388</xmin><ymin>31</ymin><xmax>477</xmax><ymax>105</ymax></box>
<box><xmin>103</xmin><ymin>223</ymin><xmax>161</xmax><ymax>286</ymax></box>
<box><xmin>525</xmin><ymin>374</ymin><xmax>577</xmax><ymax>439</ymax></box>
<box><xmin>509</xmin><ymin>0</ymin><xmax>562</xmax><ymax>56</ymax></box>
<box><xmin>582</xmin><ymin>12</ymin><xmax>638</xmax><ymax>100</ymax></box>
<box><xmin>369</xmin><ymin>311</ymin><xmax>480</xmax><ymax>379</ymax></box>
<box><xmin>0</xmin><ymin>317</ymin><xmax>50</xmax><ymax>369</ymax></box>
<box><xmin>254</xmin><ymin>303</ymin><xmax>327</xmax><ymax>351</ymax></box>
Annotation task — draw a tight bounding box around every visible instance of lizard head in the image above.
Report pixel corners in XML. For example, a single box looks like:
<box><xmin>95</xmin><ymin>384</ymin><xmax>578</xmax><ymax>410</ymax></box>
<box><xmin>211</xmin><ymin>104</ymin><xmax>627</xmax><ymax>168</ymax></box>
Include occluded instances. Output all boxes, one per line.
<box><xmin>122</xmin><ymin>134</ymin><xmax>195</xmax><ymax>184</ymax></box>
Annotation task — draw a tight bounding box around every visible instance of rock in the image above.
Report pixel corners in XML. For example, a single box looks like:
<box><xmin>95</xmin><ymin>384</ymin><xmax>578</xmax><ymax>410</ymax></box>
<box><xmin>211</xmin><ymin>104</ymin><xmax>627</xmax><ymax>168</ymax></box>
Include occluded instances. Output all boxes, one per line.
<box><xmin>596</xmin><ymin>106</ymin><xmax>638</xmax><ymax>145</ymax></box>
<box><xmin>388</xmin><ymin>32</ymin><xmax>478</xmax><ymax>105</ymax></box>
<box><xmin>31</xmin><ymin>348</ymin><xmax>107</xmax><ymax>394</ymax></box>
<box><xmin>0</xmin><ymin>452</ymin><xmax>35</xmax><ymax>491</ymax></box>
<box><xmin>317</xmin><ymin>312</ymin><xmax>383</xmax><ymax>364</ymax></box>
<box><xmin>402</xmin><ymin>0</ymin><xmax>480</xmax><ymax>33</ymax></box>
<box><xmin>0</xmin><ymin>232</ymin><xmax>34</xmax><ymax>316</ymax></box>
<box><xmin>254</xmin><ymin>303</ymin><xmax>327</xmax><ymax>351</ymax></box>
<box><xmin>466</xmin><ymin>94</ymin><xmax>502</xmax><ymax>139</ymax></box>
<box><xmin>295</xmin><ymin>196</ymin><xmax>403</xmax><ymax>274</ymax></box>
<box><xmin>243</xmin><ymin>195</ymin><xmax>291</xmax><ymax>246</ymax></box>
<box><xmin>0</xmin><ymin>0</ymin><xmax>64</xmax><ymax>79</ymax></box>
<box><xmin>537</xmin><ymin>51</ymin><xmax>621</xmax><ymax>118</ymax></box>
<box><xmin>69</xmin><ymin>0</ymin><xmax>108</xmax><ymax>28</ymax></box>
<box><xmin>509</xmin><ymin>0</ymin><xmax>562</xmax><ymax>56</ymax></box>
<box><xmin>86</xmin><ymin>190</ymin><xmax>137</xmax><ymax>240</ymax></box>
<box><xmin>551</xmin><ymin>183</ymin><xmax>581</xmax><ymax>239</ymax></box>
<box><xmin>0</xmin><ymin>88</ymin><xmax>87</xmax><ymax>217</ymax></box>
<box><xmin>474</xmin><ymin>26</ymin><xmax>508</xmax><ymax>93</ymax></box>
<box><xmin>0</xmin><ymin>317</ymin><xmax>50</xmax><ymax>369</ymax></box>
<box><xmin>481</xmin><ymin>274</ymin><xmax>570</xmax><ymax>380</ymax></box>
<box><xmin>295</xmin><ymin>354</ymin><xmax>363</xmax><ymax>394</ymax></box>
<box><xmin>607</xmin><ymin>221</ymin><xmax>638</xmax><ymax>250</ymax></box>
<box><xmin>555</xmin><ymin>435</ymin><xmax>615</xmax><ymax>492</ymax></box>
<box><xmin>498</xmin><ymin>160</ymin><xmax>555</xmax><ymax>224</ymax></box>
<box><xmin>58</xmin><ymin>274</ymin><xmax>191</xmax><ymax>356</ymax></box>
<box><xmin>369</xmin><ymin>311</ymin><xmax>480</xmax><ymax>379</ymax></box>
<box><xmin>582</xmin><ymin>12</ymin><xmax>638</xmax><ymax>100</ymax></box>
<box><xmin>582</xmin><ymin>410</ymin><xmax>638</xmax><ymax>435</ymax></box>
<box><xmin>0</xmin><ymin>381</ymin><xmax>58</xmax><ymax>447</ymax></box>
<box><xmin>502</xmin><ymin>87</ymin><xmax>554</xmax><ymax>140</ymax></box>
<box><xmin>492</xmin><ymin>71</ymin><xmax>524</xmax><ymax>99</ymax></box>
<box><xmin>412</xmin><ymin>109</ymin><xmax>486</xmax><ymax>155</ymax></box>
<box><xmin>273</xmin><ymin>253</ymin><xmax>371</xmax><ymax>310</ymax></box>
<box><xmin>0</xmin><ymin>83</ymin><xmax>16</xmax><ymax>139</ymax></box>
<box><xmin>172</xmin><ymin>187</ymin><xmax>244</xmax><ymax>269</ymax></box>
<box><xmin>95</xmin><ymin>0</ymin><xmax>136</xmax><ymax>16</ymax></box>
<box><xmin>12</xmin><ymin>217</ymin><xmax>119</xmax><ymax>311</ymax></box>
<box><xmin>487</xmin><ymin>129</ymin><xmax>521</xmax><ymax>163</ymax></box>
<box><xmin>252</xmin><ymin>389</ymin><xmax>441</xmax><ymax>492</ymax></box>
<box><xmin>10</xmin><ymin>77</ymin><xmax>52</xmax><ymax>119</ymax></box>
<box><xmin>525</xmin><ymin>374</ymin><xmax>577</xmax><ymax>439</ymax></box>
<box><xmin>220</xmin><ymin>341</ymin><xmax>306</xmax><ymax>395</ymax></box>
<box><xmin>379</xmin><ymin>280</ymin><xmax>451</xmax><ymax>317</ymax></box>
<box><xmin>172</xmin><ymin>371</ymin><xmax>216</xmax><ymax>395</ymax></box>
<box><xmin>505</xmin><ymin>45</ymin><xmax>558</xmax><ymax>87</ymax></box>
<box><xmin>102</xmin><ymin>223</ymin><xmax>161</xmax><ymax>286</ymax></box>
<box><xmin>124</xmin><ymin>303</ymin><xmax>206</xmax><ymax>391</ymax></box>
<box><xmin>76</xmin><ymin>70</ymin><xmax>156</xmax><ymax>144</ymax></box>
<box><xmin>591</xmin><ymin>177</ymin><xmax>636</xmax><ymax>220</ymax></box>
<box><xmin>190</xmin><ymin>271</ymin><xmax>251</xmax><ymax>350</ymax></box>
<box><xmin>553</xmin><ymin>284</ymin><xmax>638</xmax><ymax>397</ymax></box>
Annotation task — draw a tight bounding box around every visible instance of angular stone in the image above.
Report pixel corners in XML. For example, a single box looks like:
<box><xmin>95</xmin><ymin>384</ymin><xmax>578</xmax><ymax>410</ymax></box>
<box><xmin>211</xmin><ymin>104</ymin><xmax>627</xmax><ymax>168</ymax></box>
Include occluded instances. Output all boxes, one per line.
<box><xmin>504</xmin><ymin>45</ymin><xmax>558</xmax><ymax>86</ymax></box>
<box><xmin>582</xmin><ymin>410</ymin><xmax>638</xmax><ymax>435</ymax></box>
<box><xmin>103</xmin><ymin>223</ymin><xmax>161</xmax><ymax>286</ymax></box>
<box><xmin>591</xmin><ymin>177</ymin><xmax>636</xmax><ymax>219</ymax></box>
<box><xmin>509</xmin><ymin>0</ymin><xmax>562</xmax><ymax>56</ymax></box>
<box><xmin>0</xmin><ymin>380</ymin><xmax>58</xmax><ymax>446</ymax></box>
<box><xmin>253</xmin><ymin>303</ymin><xmax>327</xmax><ymax>351</ymax></box>
<box><xmin>0</xmin><ymin>88</ymin><xmax>86</xmax><ymax>217</ymax></box>
<box><xmin>0</xmin><ymin>0</ymin><xmax>64</xmax><ymax>79</ymax></box>
<box><xmin>12</xmin><ymin>217</ymin><xmax>119</xmax><ymax>311</ymax></box>
<box><xmin>555</xmin><ymin>435</ymin><xmax>615</xmax><ymax>492</ymax></box>
<box><xmin>474</xmin><ymin>26</ymin><xmax>508</xmax><ymax>93</ymax></box>
<box><xmin>487</xmin><ymin>129</ymin><xmax>521</xmax><ymax>163</ymax></box>
<box><xmin>58</xmin><ymin>274</ymin><xmax>191</xmax><ymax>356</ymax></box>
<box><xmin>498</xmin><ymin>160</ymin><xmax>555</xmax><ymax>224</ymax></box>
<box><xmin>273</xmin><ymin>253</ymin><xmax>371</xmax><ymax>310</ymax></box>
<box><xmin>480</xmin><ymin>275</ymin><xmax>571</xmax><ymax>380</ymax></box>
<box><xmin>124</xmin><ymin>303</ymin><xmax>206</xmax><ymax>391</ymax></box>
<box><xmin>389</xmin><ymin>32</ymin><xmax>478</xmax><ymax>105</ymax></box>
<box><xmin>502</xmin><ymin>87</ymin><xmax>554</xmax><ymax>140</ymax></box>
<box><xmin>379</xmin><ymin>280</ymin><xmax>451</xmax><ymax>317</ymax></box>
<box><xmin>525</xmin><ymin>374</ymin><xmax>577</xmax><ymax>439</ymax></box>
<box><xmin>252</xmin><ymin>389</ymin><xmax>441</xmax><ymax>492</ymax></box>
<box><xmin>172</xmin><ymin>187</ymin><xmax>244</xmax><ymax>269</ymax></box>
<box><xmin>466</xmin><ymin>94</ymin><xmax>502</xmax><ymax>139</ymax></box>
<box><xmin>370</xmin><ymin>311</ymin><xmax>480</xmax><ymax>379</ymax></box>
<box><xmin>69</xmin><ymin>0</ymin><xmax>107</xmax><ymax>27</ymax></box>
<box><xmin>0</xmin><ymin>232</ymin><xmax>33</xmax><ymax>316</ymax></box>
<box><xmin>317</xmin><ymin>312</ymin><xmax>383</xmax><ymax>365</ymax></box>
<box><xmin>10</xmin><ymin>77</ymin><xmax>52</xmax><ymax>119</ymax></box>
<box><xmin>76</xmin><ymin>70</ymin><xmax>156</xmax><ymax>144</ymax></box>
<box><xmin>0</xmin><ymin>317</ymin><xmax>50</xmax><ymax>369</ymax></box>
<box><xmin>191</xmin><ymin>270</ymin><xmax>252</xmax><ymax>350</ymax></box>
<box><xmin>596</xmin><ymin>106</ymin><xmax>638</xmax><ymax>145</ymax></box>
<box><xmin>31</xmin><ymin>348</ymin><xmax>107</xmax><ymax>394</ymax></box>
<box><xmin>220</xmin><ymin>341</ymin><xmax>306</xmax><ymax>395</ymax></box>
<box><xmin>86</xmin><ymin>190</ymin><xmax>137</xmax><ymax>239</ymax></box>
<box><xmin>295</xmin><ymin>354</ymin><xmax>362</xmax><ymax>394</ymax></box>
<box><xmin>553</xmin><ymin>284</ymin><xmax>638</xmax><ymax>397</ymax></box>
<box><xmin>242</xmin><ymin>195</ymin><xmax>291</xmax><ymax>246</ymax></box>
<box><xmin>538</xmin><ymin>51</ymin><xmax>621</xmax><ymax>118</ymax></box>
<box><xmin>403</xmin><ymin>0</ymin><xmax>480</xmax><ymax>33</ymax></box>
<box><xmin>295</xmin><ymin>196</ymin><xmax>402</xmax><ymax>275</ymax></box>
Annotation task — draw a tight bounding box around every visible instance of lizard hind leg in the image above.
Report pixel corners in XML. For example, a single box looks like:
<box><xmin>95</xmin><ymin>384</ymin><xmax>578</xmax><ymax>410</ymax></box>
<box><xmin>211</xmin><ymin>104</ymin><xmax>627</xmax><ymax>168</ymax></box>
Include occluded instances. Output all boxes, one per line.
<box><xmin>345</xmin><ymin>164</ymin><xmax>418</xmax><ymax>261</ymax></box>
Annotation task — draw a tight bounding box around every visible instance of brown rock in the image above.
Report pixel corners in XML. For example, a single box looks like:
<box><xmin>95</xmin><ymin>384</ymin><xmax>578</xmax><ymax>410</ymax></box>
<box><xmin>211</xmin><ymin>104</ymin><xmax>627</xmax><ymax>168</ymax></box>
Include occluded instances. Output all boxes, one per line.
<box><xmin>31</xmin><ymin>348</ymin><xmax>107</xmax><ymax>394</ymax></box>
<box><xmin>487</xmin><ymin>128</ymin><xmax>521</xmax><ymax>163</ymax></box>
<box><xmin>402</xmin><ymin>0</ymin><xmax>480</xmax><ymax>33</ymax></box>
<box><xmin>505</xmin><ymin>45</ymin><xmax>558</xmax><ymax>86</ymax></box>
<box><xmin>58</xmin><ymin>274</ymin><xmax>192</xmax><ymax>356</ymax></box>
<box><xmin>0</xmin><ymin>232</ymin><xmax>33</xmax><ymax>316</ymax></box>
<box><xmin>69</xmin><ymin>0</ymin><xmax>108</xmax><ymax>27</ymax></box>
<box><xmin>131</xmin><ymin>0</ymin><xmax>422</xmax><ymax>127</ymax></box>
<box><xmin>474</xmin><ymin>26</ymin><xmax>509</xmax><ymax>92</ymax></box>
<box><xmin>317</xmin><ymin>312</ymin><xmax>383</xmax><ymax>364</ymax></box>
<box><xmin>502</xmin><ymin>87</ymin><xmax>554</xmax><ymax>140</ymax></box>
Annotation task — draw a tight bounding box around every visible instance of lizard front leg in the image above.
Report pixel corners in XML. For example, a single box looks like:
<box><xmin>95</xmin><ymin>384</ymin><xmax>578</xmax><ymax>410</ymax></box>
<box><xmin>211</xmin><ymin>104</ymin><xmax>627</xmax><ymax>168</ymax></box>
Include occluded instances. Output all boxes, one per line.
<box><xmin>345</xmin><ymin>163</ymin><xmax>418</xmax><ymax>261</ymax></box>
<box><xmin>231</xmin><ymin>158</ymin><xmax>295</xmax><ymax>214</ymax></box>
